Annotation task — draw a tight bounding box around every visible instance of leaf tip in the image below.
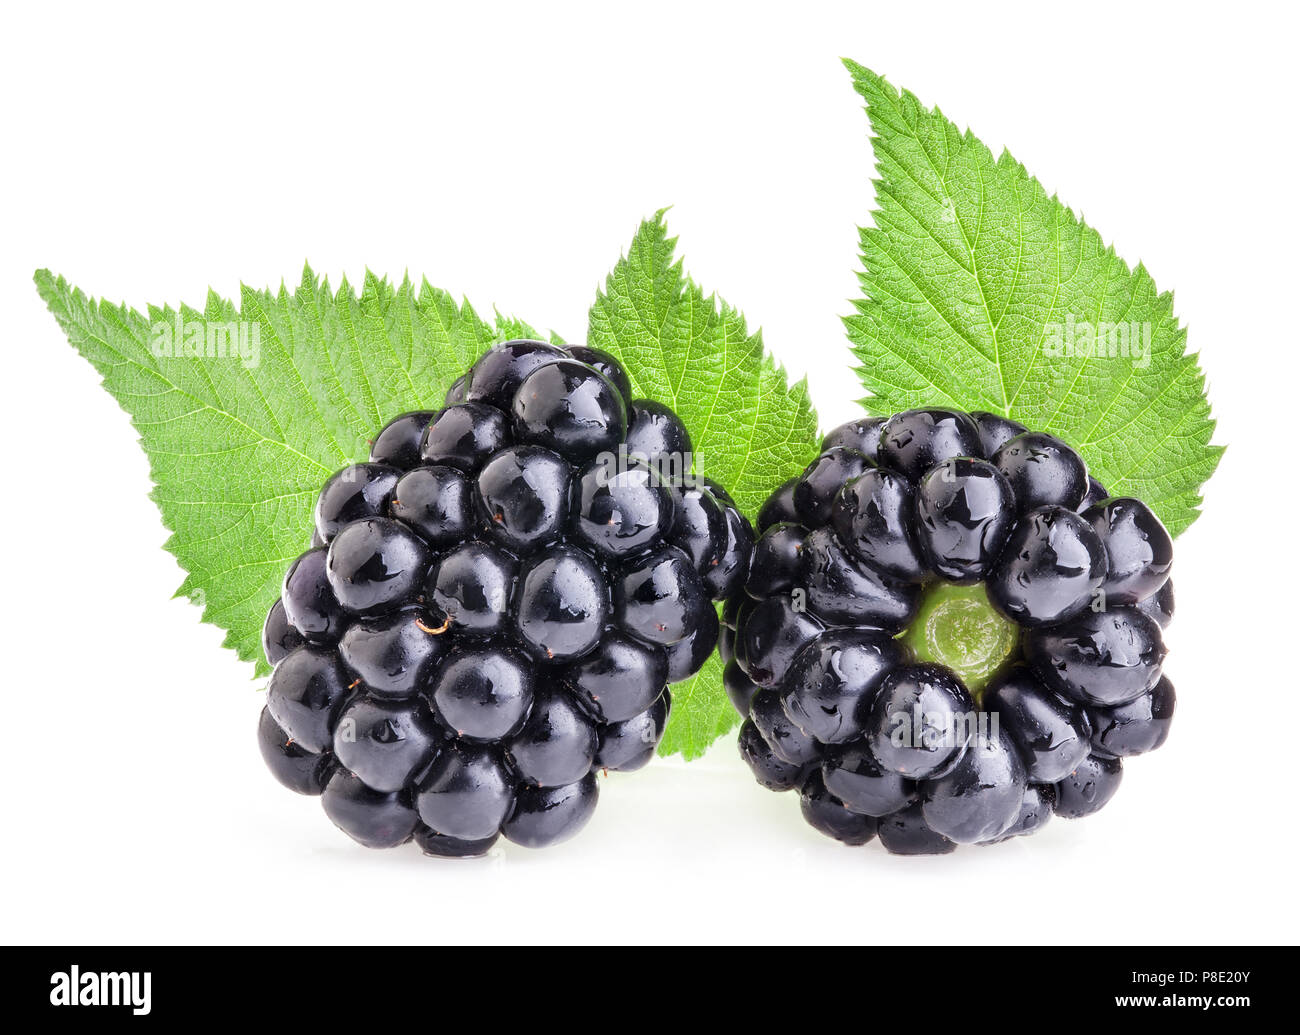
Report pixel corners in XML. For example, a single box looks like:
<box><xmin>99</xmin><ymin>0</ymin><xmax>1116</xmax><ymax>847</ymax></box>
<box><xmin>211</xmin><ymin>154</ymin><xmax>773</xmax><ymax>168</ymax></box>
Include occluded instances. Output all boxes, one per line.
<box><xmin>33</xmin><ymin>267</ymin><xmax>64</xmax><ymax>306</ymax></box>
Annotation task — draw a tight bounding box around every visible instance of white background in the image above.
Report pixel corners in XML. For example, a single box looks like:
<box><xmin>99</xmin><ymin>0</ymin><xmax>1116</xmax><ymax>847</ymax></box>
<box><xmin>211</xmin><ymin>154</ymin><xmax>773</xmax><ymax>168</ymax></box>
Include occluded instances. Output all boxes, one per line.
<box><xmin>2</xmin><ymin>1</ymin><xmax>1296</xmax><ymax>945</ymax></box>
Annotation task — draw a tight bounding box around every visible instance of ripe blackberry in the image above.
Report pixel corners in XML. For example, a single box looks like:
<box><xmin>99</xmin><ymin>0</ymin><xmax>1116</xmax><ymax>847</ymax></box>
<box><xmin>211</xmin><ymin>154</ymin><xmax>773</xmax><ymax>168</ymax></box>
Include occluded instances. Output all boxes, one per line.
<box><xmin>259</xmin><ymin>340</ymin><xmax>751</xmax><ymax>855</ymax></box>
<box><xmin>728</xmin><ymin>409</ymin><xmax>1176</xmax><ymax>854</ymax></box>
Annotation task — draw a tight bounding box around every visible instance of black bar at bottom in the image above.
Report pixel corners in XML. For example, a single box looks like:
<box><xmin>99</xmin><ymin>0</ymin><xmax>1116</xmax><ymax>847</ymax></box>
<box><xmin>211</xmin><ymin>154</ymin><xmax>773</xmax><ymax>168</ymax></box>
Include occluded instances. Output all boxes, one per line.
<box><xmin>2</xmin><ymin>945</ymin><xmax>1282</xmax><ymax>1022</ymax></box>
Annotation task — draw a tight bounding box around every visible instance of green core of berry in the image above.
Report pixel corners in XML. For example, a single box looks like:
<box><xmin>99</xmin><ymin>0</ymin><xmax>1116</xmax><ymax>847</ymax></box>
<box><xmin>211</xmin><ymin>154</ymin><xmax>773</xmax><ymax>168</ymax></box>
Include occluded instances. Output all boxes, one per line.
<box><xmin>901</xmin><ymin>581</ymin><xmax>1019</xmax><ymax>698</ymax></box>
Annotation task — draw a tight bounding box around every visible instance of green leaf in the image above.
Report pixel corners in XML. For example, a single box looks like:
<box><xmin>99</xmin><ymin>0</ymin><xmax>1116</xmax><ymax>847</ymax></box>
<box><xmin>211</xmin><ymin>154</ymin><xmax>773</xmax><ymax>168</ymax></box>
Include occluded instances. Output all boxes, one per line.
<box><xmin>588</xmin><ymin>212</ymin><xmax>821</xmax><ymax>758</ymax></box>
<box><xmin>843</xmin><ymin>61</ymin><xmax>1222</xmax><ymax>536</ymax></box>
<box><xmin>36</xmin><ymin>214</ymin><xmax>819</xmax><ymax>761</ymax></box>
<box><xmin>35</xmin><ymin>267</ymin><xmax>530</xmax><ymax>677</ymax></box>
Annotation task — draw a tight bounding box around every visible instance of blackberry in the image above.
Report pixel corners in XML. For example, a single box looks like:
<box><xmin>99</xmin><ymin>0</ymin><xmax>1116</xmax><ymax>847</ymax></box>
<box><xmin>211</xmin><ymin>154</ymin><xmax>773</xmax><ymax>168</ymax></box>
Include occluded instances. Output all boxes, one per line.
<box><xmin>259</xmin><ymin>340</ymin><xmax>751</xmax><ymax>855</ymax></box>
<box><xmin>728</xmin><ymin>409</ymin><xmax>1175</xmax><ymax>854</ymax></box>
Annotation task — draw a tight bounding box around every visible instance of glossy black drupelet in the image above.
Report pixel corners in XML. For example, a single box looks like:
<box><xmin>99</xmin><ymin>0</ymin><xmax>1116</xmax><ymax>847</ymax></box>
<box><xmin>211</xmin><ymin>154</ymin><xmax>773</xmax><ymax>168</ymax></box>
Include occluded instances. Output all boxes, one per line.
<box><xmin>727</xmin><ymin>407</ymin><xmax>1176</xmax><ymax>855</ymax></box>
<box><xmin>260</xmin><ymin>340</ymin><xmax>752</xmax><ymax>856</ymax></box>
